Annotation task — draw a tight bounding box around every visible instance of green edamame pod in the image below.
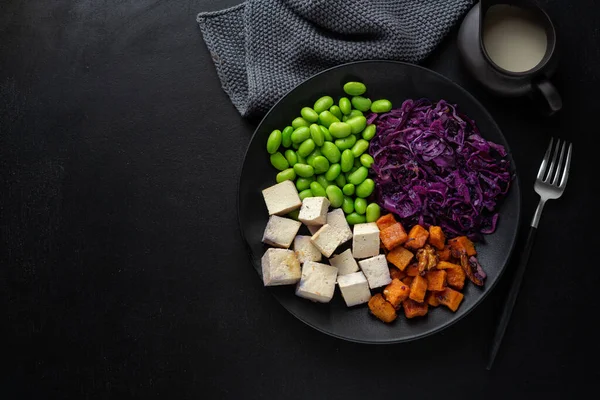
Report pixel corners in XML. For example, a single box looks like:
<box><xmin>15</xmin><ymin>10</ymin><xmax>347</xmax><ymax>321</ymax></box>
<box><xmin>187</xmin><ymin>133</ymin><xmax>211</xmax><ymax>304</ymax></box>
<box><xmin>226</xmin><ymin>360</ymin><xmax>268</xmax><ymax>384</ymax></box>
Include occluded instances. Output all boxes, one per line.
<box><xmin>310</xmin><ymin>181</ymin><xmax>327</xmax><ymax>197</ymax></box>
<box><xmin>342</xmin><ymin>183</ymin><xmax>355</xmax><ymax>196</ymax></box>
<box><xmin>310</xmin><ymin>124</ymin><xmax>324</xmax><ymax>146</ymax></box>
<box><xmin>329</xmin><ymin>122</ymin><xmax>352</xmax><ymax>138</ymax></box>
<box><xmin>347</xmin><ymin>109</ymin><xmax>363</xmax><ymax>119</ymax></box>
<box><xmin>366</xmin><ymin>203</ymin><xmax>381</xmax><ymax>222</ymax></box>
<box><xmin>355</xmin><ymin>178</ymin><xmax>375</xmax><ymax>198</ymax></box>
<box><xmin>293</xmin><ymin>163</ymin><xmax>315</xmax><ymax>178</ymax></box>
<box><xmin>312</xmin><ymin>156</ymin><xmax>330</xmax><ymax>174</ymax></box>
<box><xmin>346</xmin><ymin>212</ymin><xmax>366</xmax><ymax>225</ymax></box>
<box><xmin>354</xmin><ymin>198</ymin><xmax>367</xmax><ymax>215</ymax></box>
<box><xmin>343</xmin><ymin>82</ymin><xmax>367</xmax><ymax>96</ymax></box>
<box><xmin>329</xmin><ymin>105</ymin><xmax>343</xmax><ymax>120</ymax></box>
<box><xmin>319</xmin><ymin>125</ymin><xmax>333</xmax><ymax>141</ymax></box>
<box><xmin>298</xmin><ymin>189</ymin><xmax>313</xmax><ymax>201</ymax></box>
<box><xmin>340</xmin><ymin>149</ymin><xmax>354</xmax><ymax>172</ymax></box>
<box><xmin>346</xmin><ymin>116</ymin><xmax>367</xmax><ymax>134</ymax></box>
<box><xmin>301</xmin><ymin>107</ymin><xmax>319</xmax><ymax>123</ymax></box>
<box><xmin>351</xmin><ymin>96</ymin><xmax>372</xmax><ymax>112</ymax></box>
<box><xmin>318</xmin><ymin>111</ymin><xmax>340</xmax><ymax>128</ymax></box>
<box><xmin>282</xmin><ymin>126</ymin><xmax>294</xmax><ymax>147</ymax></box>
<box><xmin>324</xmin><ymin>163</ymin><xmax>341</xmax><ymax>181</ymax></box>
<box><xmin>316</xmin><ymin>174</ymin><xmax>330</xmax><ymax>190</ymax></box>
<box><xmin>295</xmin><ymin>177</ymin><xmax>313</xmax><ymax>191</ymax></box>
<box><xmin>270</xmin><ymin>152</ymin><xmax>289</xmax><ymax>171</ymax></box>
<box><xmin>295</xmin><ymin>151</ymin><xmax>306</xmax><ymax>164</ymax></box>
<box><xmin>348</xmin><ymin>166</ymin><xmax>368</xmax><ymax>185</ymax></box>
<box><xmin>362</xmin><ymin>124</ymin><xmax>376</xmax><ymax>140</ymax></box>
<box><xmin>284</xmin><ymin>149</ymin><xmax>298</xmax><ymax>166</ymax></box>
<box><xmin>325</xmin><ymin>185</ymin><xmax>344</xmax><ymax>208</ymax></box>
<box><xmin>297</xmin><ymin>138</ymin><xmax>316</xmax><ymax>157</ymax></box>
<box><xmin>266</xmin><ymin>129</ymin><xmax>282</xmax><ymax>154</ymax></box>
<box><xmin>370</xmin><ymin>99</ymin><xmax>393</xmax><ymax>113</ymax></box>
<box><xmin>276</xmin><ymin>168</ymin><xmax>296</xmax><ymax>183</ymax></box>
<box><xmin>335</xmin><ymin>135</ymin><xmax>357</xmax><ymax>151</ymax></box>
<box><xmin>287</xmin><ymin>209</ymin><xmax>300</xmax><ymax>220</ymax></box>
<box><xmin>339</xmin><ymin>97</ymin><xmax>352</xmax><ymax>115</ymax></box>
<box><xmin>359</xmin><ymin>153</ymin><xmax>374</xmax><ymax>168</ymax></box>
<box><xmin>314</xmin><ymin>96</ymin><xmax>334</xmax><ymax>114</ymax></box>
<box><xmin>292</xmin><ymin>117</ymin><xmax>310</xmax><ymax>129</ymax></box>
<box><xmin>351</xmin><ymin>139</ymin><xmax>369</xmax><ymax>158</ymax></box>
<box><xmin>321</xmin><ymin>142</ymin><xmax>341</xmax><ymax>163</ymax></box>
<box><xmin>335</xmin><ymin>173</ymin><xmax>346</xmax><ymax>188</ymax></box>
<box><xmin>342</xmin><ymin>196</ymin><xmax>354</xmax><ymax>214</ymax></box>
<box><xmin>291</xmin><ymin>126</ymin><xmax>310</xmax><ymax>144</ymax></box>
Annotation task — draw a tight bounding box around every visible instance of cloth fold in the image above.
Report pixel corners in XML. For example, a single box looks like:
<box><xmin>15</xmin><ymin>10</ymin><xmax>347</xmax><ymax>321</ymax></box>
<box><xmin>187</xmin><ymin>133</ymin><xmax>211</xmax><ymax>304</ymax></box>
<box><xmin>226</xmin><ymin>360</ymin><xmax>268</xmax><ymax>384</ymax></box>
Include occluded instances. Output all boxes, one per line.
<box><xmin>197</xmin><ymin>0</ymin><xmax>473</xmax><ymax>118</ymax></box>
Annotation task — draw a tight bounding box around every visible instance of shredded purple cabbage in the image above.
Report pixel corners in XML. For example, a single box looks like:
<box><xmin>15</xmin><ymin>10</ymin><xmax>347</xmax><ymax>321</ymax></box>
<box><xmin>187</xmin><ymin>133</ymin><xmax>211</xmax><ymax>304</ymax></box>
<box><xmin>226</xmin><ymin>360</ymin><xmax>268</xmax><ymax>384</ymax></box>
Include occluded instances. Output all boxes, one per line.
<box><xmin>368</xmin><ymin>99</ymin><xmax>512</xmax><ymax>241</ymax></box>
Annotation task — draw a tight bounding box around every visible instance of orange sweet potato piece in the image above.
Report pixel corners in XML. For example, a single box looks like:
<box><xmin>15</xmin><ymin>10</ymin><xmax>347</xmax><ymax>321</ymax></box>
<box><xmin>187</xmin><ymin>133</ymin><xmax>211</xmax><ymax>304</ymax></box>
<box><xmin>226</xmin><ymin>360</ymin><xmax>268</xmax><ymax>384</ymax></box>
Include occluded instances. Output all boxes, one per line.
<box><xmin>405</xmin><ymin>263</ymin><xmax>420</xmax><ymax>277</ymax></box>
<box><xmin>403</xmin><ymin>298</ymin><xmax>429</xmax><ymax>318</ymax></box>
<box><xmin>448</xmin><ymin>236</ymin><xmax>477</xmax><ymax>257</ymax></box>
<box><xmin>437</xmin><ymin>245</ymin><xmax>452</xmax><ymax>261</ymax></box>
<box><xmin>428</xmin><ymin>226</ymin><xmax>446</xmax><ymax>250</ymax></box>
<box><xmin>380</xmin><ymin>223</ymin><xmax>408</xmax><ymax>250</ymax></box>
<box><xmin>383</xmin><ymin>279</ymin><xmax>411</xmax><ymax>308</ymax></box>
<box><xmin>376</xmin><ymin>213</ymin><xmax>397</xmax><ymax>231</ymax></box>
<box><xmin>409</xmin><ymin>275</ymin><xmax>428</xmax><ymax>303</ymax></box>
<box><xmin>402</xmin><ymin>276</ymin><xmax>414</xmax><ymax>286</ymax></box>
<box><xmin>389</xmin><ymin>267</ymin><xmax>406</xmax><ymax>281</ymax></box>
<box><xmin>436</xmin><ymin>261</ymin><xmax>462</xmax><ymax>270</ymax></box>
<box><xmin>404</xmin><ymin>225</ymin><xmax>429</xmax><ymax>250</ymax></box>
<box><xmin>426</xmin><ymin>270</ymin><xmax>447</xmax><ymax>291</ymax></box>
<box><xmin>446</xmin><ymin>266</ymin><xmax>466</xmax><ymax>290</ymax></box>
<box><xmin>435</xmin><ymin>287</ymin><xmax>464</xmax><ymax>312</ymax></box>
<box><xmin>426</xmin><ymin>291</ymin><xmax>441</xmax><ymax>306</ymax></box>
<box><xmin>368</xmin><ymin>293</ymin><xmax>397</xmax><ymax>323</ymax></box>
<box><xmin>386</xmin><ymin>246</ymin><xmax>414</xmax><ymax>271</ymax></box>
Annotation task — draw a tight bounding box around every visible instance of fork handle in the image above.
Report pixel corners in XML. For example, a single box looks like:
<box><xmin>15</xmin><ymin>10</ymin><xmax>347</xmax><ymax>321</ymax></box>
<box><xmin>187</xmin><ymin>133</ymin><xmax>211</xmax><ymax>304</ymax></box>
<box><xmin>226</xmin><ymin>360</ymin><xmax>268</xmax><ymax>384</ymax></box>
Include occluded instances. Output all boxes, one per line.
<box><xmin>486</xmin><ymin>224</ymin><xmax>538</xmax><ymax>370</ymax></box>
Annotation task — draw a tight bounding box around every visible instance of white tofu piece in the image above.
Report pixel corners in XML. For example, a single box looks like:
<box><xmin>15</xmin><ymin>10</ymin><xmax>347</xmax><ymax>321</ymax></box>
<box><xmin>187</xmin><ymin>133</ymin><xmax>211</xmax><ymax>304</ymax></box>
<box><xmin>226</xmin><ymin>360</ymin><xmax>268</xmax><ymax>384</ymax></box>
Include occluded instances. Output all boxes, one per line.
<box><xmin>262</xmin><ymin>215</ymin><xmax>302</xmax><ymax>249</ymax></box>
<box><xmin>329</xmin><ymin>249</ymin><xmax>359</xmax><ymax>276</ymax></box>
<box><xmin>326</xmin><ymin>209</ymin><xmax>353</xmax><ymax>244</ymax></box>
<box><xmin>310</xmin><ymin>224</ymin><xmax>346</xmax><ymax>257</ymax></box>
<box><xmin>358</xmin><ymin>254</ymin><xmax>392</xmax><ymax>289</ymax></box>
<box><xmin>352</xmin><ymin>222</ymin><xmax>380</xmax><ymax>259</ymax></box>
<box><xmin>261</xmin><ymin>248</ymin><xmax>301</xmax><ymax>286</ymax></box>
<box><xmin>307</xmin><ymin>224</ymin><xmax>322</xmax><ymax>235</ymax></box>
<box><xmin>293</xmin><ymin>235</ymin><xmax>322</xmax><ymax>263</ymax></box>
<box><xmin>262</xmin><ymin>180</ymin><xmax>302</xmax><ymax>215</ymax></box>
<box><xmin>298</xmin><ymin>197</ymin><xmax>330</xmax><ymax>226</ymax></box>
<box><xmin>295</xmin><ymin>261</ymin><xmax>338</xmax><ymax>303</ymax></box>
<box><xmin>337</xmin><ymin>271</ymin><xmax>371</xmax><ymax>307</ymax></box>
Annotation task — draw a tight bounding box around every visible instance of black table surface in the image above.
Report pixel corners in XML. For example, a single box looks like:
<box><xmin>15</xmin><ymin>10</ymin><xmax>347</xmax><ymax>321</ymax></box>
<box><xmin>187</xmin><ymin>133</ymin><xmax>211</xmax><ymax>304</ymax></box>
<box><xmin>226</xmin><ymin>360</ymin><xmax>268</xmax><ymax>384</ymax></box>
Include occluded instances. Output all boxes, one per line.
<box><xmin>2</xmin><ymin>0</ymin><xmax>599</xmax><ymax>398</ymax></box>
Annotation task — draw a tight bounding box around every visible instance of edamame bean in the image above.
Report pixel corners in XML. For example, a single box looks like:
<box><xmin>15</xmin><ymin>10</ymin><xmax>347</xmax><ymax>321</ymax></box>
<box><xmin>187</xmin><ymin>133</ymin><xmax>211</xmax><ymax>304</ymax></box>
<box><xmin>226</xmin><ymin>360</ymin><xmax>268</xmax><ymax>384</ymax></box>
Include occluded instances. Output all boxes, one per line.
<box><xmin>342</xmin><ymin>196</ymin><xmax>354</xmax><ymax>214</ymax></box>
<box><xmin>292</xmin><ymin>117</ymin><xmax>310</xmax><ymax>129</ymax></box>
<box><xmin>360</xmin><ymin>153</ymin><xmax>374</xmax><ymax>168</ymax></box>
<box><xmin>346</xmin><ymin>212</ymin><xmax>366</xmax><ymax>225</ymax></box>
<box><xmin>329</xmin><ymin>105</ymin><xmax>343</xmax><ymax>120</ymax></box>
<box><xmin>288</xmin><ymin>209</ymin><xmax>300</xmax><ymax>220</ymax></box>
<box><xmin>370</xmin><ymin>99</ymin><xmax>393</xmax><ymax>113</ymax></box>
<box><xmin>296</xmin><ymin>177</ymin><xmax>313</xmax><ymax>191</ymax></box>
<box><xmin>355</xmin><ymin>178</ymin><xmax>375</xmax><ymax>198</ymax></box>
<box><xmin>347</xmin><ymin>109</ymin><xmax>363</xmax><ymax>119</ymax></box>
<box><xmin>318</xmin><ymin>111</ymin><xmax>340</xmax><ymax>128</ymax></box>
<box><xmin>291</xmin><ymin>126</ymin><xmax>310</xmax><ymax>144</ymax></box>
<box><xmin>312</xmin><ymin>156</ymin><xmax>330</xmax><ymax>174</ymax></box>
<box><xmin>292</xmin><ymin>142</ymin><xmax>299</xmax><ymax>150</ymax></box>
<box><xmin>284</xmin><ymin>149</ymin><xmax>298</xmax><ymax>166</ymax></box>
<box><xmin>348</xmin><ymin>166</ymin><xmax>368</xmax><ymax>185</ymax></box>
<box><xmin>351</xmin><ymin>96</ymin><xmax>372</xmax><ymax>112</ymax></box>
<box><xmin>310</xmin><ymin>181</ymin><xmax>327</xmax><ymax>197</ymax></box>
<box><xmin>324</xmin><ymin>163</ymin><xmax>341</xmax><ymax>181</ymax></box>
<box><xmin>276</xmin><ymin>168</ymin><xmax>296</xmax><ymax>183</ymax></box>
<box><xmin>351</xmin><ymin>139</ymin><xmax>369</xmax><ymax>158</ymax></box>
<box><xmin>299</xmin><ymin>189</ymin><xmax>313</xmax><ymax>201</ymax></box>
<box><xmin>335</xmin><ymin>173</ymin><xmax>346</xmax><ymax>188</ymax></box>
<box><xmin>321</xmin><ymin>142</ymin><xmax>341</xmax><ymax>163</ymax></box>
<box><xmin>314</xmin><ymin>96</ymin><xmax>334</xmax><ymax>114</ymax></box>
<box><xmin>296</xmin><ymin>151</ymin><xmax>306</xmax><ymax>164</ymax></box>
<box><xmin>306</xmin><ymin>148</ymin><xmax>322</xmax><ymax>167</ymax></box>
<box><xmin>340</xmin><ymin>149</ymin><xmax>354</xmax><ymax>172</ymax></box>
<box><xmin>354</xmin><ymin>158</ymin><xmax>361</xmax><ymax>168</ymax></box>
<box><xmin>316</xmin><ymin>174</ymin><xmax>330</xmax><ymax>190</ymax></box>
<box><xmin>270</xmin><ymin>152</ymin><xmax>289</xmax><ymax>171</ymax></box>
<box><xmin>293</xmin><ymin>163</ymin><xmax>314</xmax><ymax>178</ymax></box>
<box><xmin>310</xmin><ymin>124</ymin><xmax>324</xmax><ymax>146</ymax></box>
<box><xmin>298</xmin><ymin>139</ymin><xmax>316</xmax><ymax>157</ymax></box>
<box><xmin>354</xmin><ymin>198</ymin><xmax>367</xmax><ymax>215</ymax></box>
<box><xmin>282</xmin><ymin>126</ymin><xmax>294</xmax><ymax>147</ymax></box>
<box><xmin>346</xmin><ymin>116</ymin><xmax>367</xmax><ymax>134</ymax></box>
<box><xmin>326</xmin><ymin>185</ymin><xmax>344</xmax><ymax>208</ymax></box>
<box><xmin>339</xmin><ymin>97</ymin><xmax>352</xmax><ymax>115</ymax></box>
<box><xmin>319</xmin><ymin>125</ymin><xmax>333</xmax><ymax>141</ymax></box>
<box><xmin>343</xmin><ymin>81</ymin><xmax>367</xmax><ymax>96</ymax></box>
<box><xmin>266</xmin><ymin>129</ymin><xmax>282</xmax><ymax>154</ymax></box>
<box><xmin>366</xmin><ymin>203</ymin><xmax>381</xmax><ymax>222</ymax></box>
<box><xmin>329</xmin><ymin>122</ymin><xmax>352</xmax><ymax>138</ymax></box>
<box><xmin>342</xmin><ymin>183</ymin><xmax>355</xmax><ymax>196</ymax></box>
<box><xmin>335</xmin><ymin>135</ymin><xmax>357</xmax><ymax>151</ymax></box>
<box><xmin>362</xmin><ymin>124</ymin><xmax>376</xmax><ymax>140</ymax></box>
<box><xmin>301</xmin><ymin>107</ymin><xmax>319</xmax><ymax>122</ymax></box>
<box><xmin>342</xmin><ymin>116</ymin><xmax>348</xmax><ymax>122</ymax></box>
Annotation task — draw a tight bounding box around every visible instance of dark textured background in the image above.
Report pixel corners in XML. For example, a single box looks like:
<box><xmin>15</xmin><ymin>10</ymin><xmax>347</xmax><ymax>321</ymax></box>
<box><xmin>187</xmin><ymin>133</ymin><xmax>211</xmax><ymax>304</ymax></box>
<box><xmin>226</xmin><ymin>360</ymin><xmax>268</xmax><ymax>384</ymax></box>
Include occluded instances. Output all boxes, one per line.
<box><xmin>1</xmin><ymin>0</ymin><xmax>598</xmax><ymax>398</ymax></box>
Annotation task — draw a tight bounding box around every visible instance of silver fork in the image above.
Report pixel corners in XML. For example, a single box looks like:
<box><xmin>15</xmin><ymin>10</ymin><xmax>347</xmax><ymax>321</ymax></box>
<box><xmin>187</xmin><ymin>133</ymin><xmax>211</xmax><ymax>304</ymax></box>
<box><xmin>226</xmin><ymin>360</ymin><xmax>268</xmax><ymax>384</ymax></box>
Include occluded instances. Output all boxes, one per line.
<box><xmin>487</xmin><ymin>138</ymin><xmax>573</xmax><ymax>370</ymax></box>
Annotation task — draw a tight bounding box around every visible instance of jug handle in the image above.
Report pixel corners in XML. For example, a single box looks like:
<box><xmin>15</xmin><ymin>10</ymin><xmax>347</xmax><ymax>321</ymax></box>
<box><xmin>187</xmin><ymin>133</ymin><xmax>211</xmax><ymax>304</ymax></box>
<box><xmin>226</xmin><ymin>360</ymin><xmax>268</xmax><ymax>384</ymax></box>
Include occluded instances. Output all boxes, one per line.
<box><xmin>532</xmin><ymin>79</ymin><xmax>562</xmax><ymax>116</ymax></box>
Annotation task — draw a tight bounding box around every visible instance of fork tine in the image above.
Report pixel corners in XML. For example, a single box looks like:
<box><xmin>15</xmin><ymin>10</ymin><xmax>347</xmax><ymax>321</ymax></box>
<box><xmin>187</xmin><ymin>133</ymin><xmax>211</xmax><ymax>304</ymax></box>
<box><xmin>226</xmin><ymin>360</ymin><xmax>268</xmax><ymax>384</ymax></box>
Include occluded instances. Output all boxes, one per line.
<box><xmin>544</xmin><ymin>138</ymin><xmax>562</xmax><ymax>182</ymax></box>
<box><xmin>559</xmin><ymin>143</ymin><xmax>572</xmax><ymax>188</ymax></box>
<box><xmin>536</xmin><ymin>137</ymin><xmax>554</xmax><ymax>180</ymax></box>
<box><xmin>551</xmin><ymin>141</ymin><xmax>567</xmax><ymax>185</ymax></box>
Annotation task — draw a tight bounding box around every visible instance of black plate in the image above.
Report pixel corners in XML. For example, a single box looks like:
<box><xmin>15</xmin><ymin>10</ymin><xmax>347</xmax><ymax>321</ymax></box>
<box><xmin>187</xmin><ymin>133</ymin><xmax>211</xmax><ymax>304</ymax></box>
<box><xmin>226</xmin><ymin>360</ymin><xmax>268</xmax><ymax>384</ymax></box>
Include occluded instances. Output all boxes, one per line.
<box><xmin>237</xmin><ymin>61</ymin><xmax>521</xmax><ymax>344</ymax></box>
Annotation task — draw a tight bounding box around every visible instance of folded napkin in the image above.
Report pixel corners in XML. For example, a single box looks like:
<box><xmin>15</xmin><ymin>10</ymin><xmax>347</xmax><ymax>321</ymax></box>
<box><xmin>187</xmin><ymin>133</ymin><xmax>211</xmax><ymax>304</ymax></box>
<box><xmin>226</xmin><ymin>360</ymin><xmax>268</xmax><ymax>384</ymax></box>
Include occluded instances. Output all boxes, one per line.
<box><xmin>197</xmin><ymin>0</ymin><xmax>473</xmax><ymax>118</ymax></box>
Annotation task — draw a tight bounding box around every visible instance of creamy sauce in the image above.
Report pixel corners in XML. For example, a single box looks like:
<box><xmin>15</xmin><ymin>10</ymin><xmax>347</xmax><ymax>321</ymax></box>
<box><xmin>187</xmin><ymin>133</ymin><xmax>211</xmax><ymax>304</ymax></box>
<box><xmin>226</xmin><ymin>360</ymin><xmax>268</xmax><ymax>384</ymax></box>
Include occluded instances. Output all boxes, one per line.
<box><xmin>483</xmin><ymin>5</ymin><xmax>548</xmax><ymax>72</ymax></box>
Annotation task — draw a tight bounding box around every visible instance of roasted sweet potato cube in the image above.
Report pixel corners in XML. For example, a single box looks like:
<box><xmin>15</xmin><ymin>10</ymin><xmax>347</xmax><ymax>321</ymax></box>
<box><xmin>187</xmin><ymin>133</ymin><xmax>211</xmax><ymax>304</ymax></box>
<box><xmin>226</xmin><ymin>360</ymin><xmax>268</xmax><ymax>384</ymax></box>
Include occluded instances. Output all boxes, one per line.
<box><xmin>448</xmin><ymin>236</ymin><xmax>477</xmax><ymax>257</ymax></box>
<box><xmin>405</xmin><ymin>263</ymin><xmax>420</xmax><ymax>276</ymax></box>
<box><xmin>403</xmin><ymin>298</ymin><xmax>429</xmax><ymax>318</ymax></box>
<box><xmin>386</xmin><ymin>246</ymin><xmax>414</xmax><ymax>271</ymax></box>
<box><xmin>383</xmin><ymin>278</ymin><xmax>411</xmax><ymax>308</ymax></box>
<box><xmin>428</xmin><ymin>226</ymin><xmax>446</xmax><ymax>250</ymax></box>
<box><xmin>389</xmin><ymin>267</ymin><xmax>406</xmax><ymax>281</ymax></box>
<box><xmin>376</xmin><ymin>213</ymin><xmax>397</xmax><ymax>231</ymax></box>
<box><xmin>368</xmin><ymin>293</ymin><xmax>397</xmax><ymax>323</ymax></box>
<box><xmin>426</xmin><ymin>270</ymin><xmax>447</xmax><ymax>291</ymax></box>
<box><xmin>409</xmin><ymin>275</ymin><xmax>428</xmax><ymax>303</ymax></box>
<box><xmin>405</xmin><ymin>225</ymin><xmax>429</xmax><ymax>250</ymax></box>
<box><xmin>437</xmin><ymin>245</ymin><xmax>452</xmax><ymax>261</ymax></box>
<box><xmin>435</xmin><ymin>287</ymin><xmax>464</xmax><ymax>312</ymax></box>
<box><xmin>402</xmin><ymin>276</ymin><xmax>414</xmax><ymax>286</ymax></box>
<box><xmin>426</xmin><ymin>291</ymin><xmax>441</xmax><ymax>306</ymax></box>
<box><xmin>436</xmin><ymin>261</ymin><xmax>462</xmax><ymax>270</ymax></box>
<box><xmin>380</xmin><ymin>223</ymin><xmax>408</xmax><ymax>250</ymax></box>
<box><xmin>446</xmin><ymin>267</ymin><xmax>466</xmax><ymax>290</ymax></box>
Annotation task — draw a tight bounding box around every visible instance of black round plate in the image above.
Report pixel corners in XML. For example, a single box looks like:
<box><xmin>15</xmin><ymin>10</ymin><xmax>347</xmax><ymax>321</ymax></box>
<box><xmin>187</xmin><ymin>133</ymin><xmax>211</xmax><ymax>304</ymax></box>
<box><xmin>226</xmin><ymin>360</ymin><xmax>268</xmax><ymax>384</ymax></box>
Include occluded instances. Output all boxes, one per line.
<box><xmin>238</xmin><ymin>61</ymin><xmax>521</xmax><ymax>344</ymax></box>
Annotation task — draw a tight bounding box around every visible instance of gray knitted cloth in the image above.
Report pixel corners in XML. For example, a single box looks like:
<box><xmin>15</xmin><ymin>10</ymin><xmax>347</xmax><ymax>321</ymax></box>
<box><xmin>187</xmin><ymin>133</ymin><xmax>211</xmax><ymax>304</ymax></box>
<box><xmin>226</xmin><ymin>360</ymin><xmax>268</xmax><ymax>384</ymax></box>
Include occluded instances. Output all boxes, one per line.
<box><xmin>197</xmin><ymin>0</ymin><xmax>473</xmax><ymax>118</ymax></box>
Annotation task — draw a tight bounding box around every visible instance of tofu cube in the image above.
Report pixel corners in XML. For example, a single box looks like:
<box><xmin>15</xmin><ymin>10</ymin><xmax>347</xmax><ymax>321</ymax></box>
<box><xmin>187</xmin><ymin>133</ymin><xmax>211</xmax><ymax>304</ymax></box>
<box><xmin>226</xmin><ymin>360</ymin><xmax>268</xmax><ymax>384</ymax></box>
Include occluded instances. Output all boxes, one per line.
<box><xmin>298</xmin><ymin>197</ymin><xmax>330</xmax><ymax>226</ymax></box>
<box><xmin>295</xmin><ymin>261</ymin><xmax>338</xmax><ymax>303</ymax></box>
<box><xmin>262</xmin><ymin>215</ymin><xmax>302</xmax><ymax>248</ymax></box>
<box><xmin>337</xmin><ymin>272</ymin><xmax>371</xmax><ymax>307</ymax></box>
<box><xmin>358</xmin><ymin>254</ymin><xmax>392</xmax><ymax>289</ymax></box>
<box><xmin>352</xmin><ymin>222</ymin><xmax>380</xmax><ymax>259</ymax></box>
<box><xmin>310</xmin><ymin>224</ymin><xmax>346</xmax><ymax>257</ymax></box>
<box><xmin>307</xmin><ymin>224</ymin><xmax>322</xmax><ymax>235</ymax></box>
<box><xmin>262</xmin><ymin>180</ymin><xmax>302</xmax><ymax>216</ymax></box>
<box><xmin>293</xmin><ymin>235</ymin><xmax>322</xmax><ymax>263</ymax></box>
<box><xmin>326</xmin><ymin>209</ymin><xmax>353</xmax><ymax>244</ymax></box>
<box><xmin>261</xmin><ymin>248</ymin><xmax>301</xmax><ymax>286</ymax></box>
<box><xmin>329</xmin><ymin>249</ymin><xmax>359</xmax><ymax>276</ymax></box>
